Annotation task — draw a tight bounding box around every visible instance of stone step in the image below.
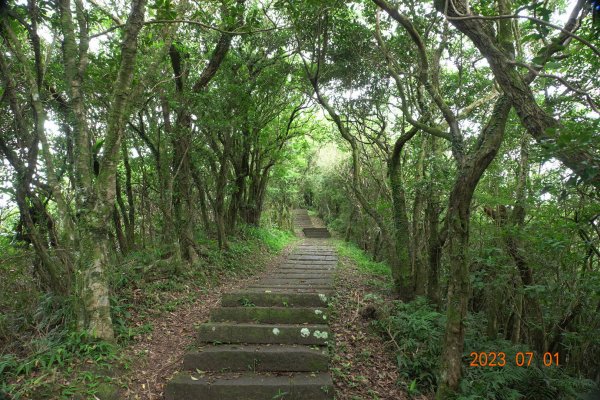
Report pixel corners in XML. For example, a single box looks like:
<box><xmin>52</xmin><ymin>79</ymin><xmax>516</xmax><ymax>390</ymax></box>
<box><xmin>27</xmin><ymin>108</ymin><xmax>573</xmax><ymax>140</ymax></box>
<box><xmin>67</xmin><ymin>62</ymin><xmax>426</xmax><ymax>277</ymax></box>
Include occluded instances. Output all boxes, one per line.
<box><xmin>276</xmin><ymin>270</ymin><xmax>334</xmax><ymax>274</ymax></box>
<box><xmin>268</xmin><ymin>272</ymin><xmax>334</xmax><ymax>278</ymax></box>
<box><xmin>198</xmin><ymin>323</ymin><xmax>330</xmax><ymax>345</ymax></box>
<box><xmin>287</xmin><ymin>256</ymin><xmax>337</xmax><ymax>261</ymax></box>
<box><xmin>285</xmin><ymin>261</ymin><xmax>335</xmax><ymax>265</ymax></box>
<box><xmin>281</xmin><ymin>260</ymin><xmax>337</xmax><ymax>265</ymax></box>
<box><xmin>249</xmin><ymin>281</ymin><xmax>332</xmax><ymax>287</ymax></box>
<box><xmin>240</xmin><ymin>289</ymin><xmax>333</xmax><ymax>296</ymax></box>
<box><xmin>266</xmin><ymin>275</ymin><xmax>333</xmax><ymax>280</ymax></box>
<box><xmin>165</xmin><ymin>371</ymin><xmax>333</xmax><ymax>400</ymax></box>
<box><xmin>258</xmin><ymin>278</ymin><xmax>332</xmax><ymax>286</ymax></box>
<box><xmin>247</xmin><ymin>285</ymin><xmax>331</xmax><ymax>292</ymax></box>
<box><xmin>183</xmin><ymin>344</ymin><xmax>329</xmax><ymax>372</ymax></box>
<box><xmin>302</xmin><ymin>228</ymin><xmax>331</xmax><ymax>238</ymax></box>
<box><xmin>221</xmin><ymin>292</ymin><xmax>331</xmax><ymax>308</ymax></box>
<box><xmin>211</xmin><ymin>306</ymin><xmax>329</xmax><ymax>324</ymax></box>
<box><xmin>291</xmin><ymin>248</ymin><xmax>336</xmax><ymax>256</ymax></box>
<box><xmin>278</xmin><ymin>264</ymin><xmax>336</xmax><ymax>270</ymax></box>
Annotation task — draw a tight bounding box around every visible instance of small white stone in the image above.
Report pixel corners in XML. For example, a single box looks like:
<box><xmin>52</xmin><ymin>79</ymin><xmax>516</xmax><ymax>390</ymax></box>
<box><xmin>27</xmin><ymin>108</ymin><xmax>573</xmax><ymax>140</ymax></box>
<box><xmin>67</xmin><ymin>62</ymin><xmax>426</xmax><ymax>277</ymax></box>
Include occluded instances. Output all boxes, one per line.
<box><xmin>212</xmin><ymin>326</ymin><xmax>216</xmax><ymax>331</ymax></box>
<box><xmin>314</xmin><ymin>309</ymin><xmax>323</xmax><ymax>315</ymax></box>
<box><xmin>318</xmin><ymin>293</ymin><xmax>327</xmax><ymax>303</ymax></box>
<box><xmin>300</xmin><ymin>328</ymin><xmax>311</xmax><ymax>337</ymax></box>
<box><xmin>272</xmin><ymin>328</ymin><xmax>280</xmax><ymax>335</ymax></box>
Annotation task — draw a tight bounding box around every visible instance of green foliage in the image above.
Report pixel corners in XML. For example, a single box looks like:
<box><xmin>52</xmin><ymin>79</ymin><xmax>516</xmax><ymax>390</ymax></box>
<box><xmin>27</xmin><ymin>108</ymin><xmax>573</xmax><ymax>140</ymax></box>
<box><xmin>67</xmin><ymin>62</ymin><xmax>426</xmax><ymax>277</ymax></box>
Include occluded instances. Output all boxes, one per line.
<box><xmin>374</xmin><ymin>297</ymin><xmax>445</xmax><ymax>391</ymax></box>
<box><xmin>239</xmin><ymin>225</ymin><xmax>297</xmax><ymax>253</ymax></box>
<box><xmin>374</xmin><ymin>298</ymin><xmax>597</xmax><ymax>399</ymax></box>
<box><xmin>0</xmin><ymin>331</ymin><xmax>120</xmax><ymax>399</ymax></box>
<box><xmin>0</xmin><ymin>224</ymin><xmax>294</xmax><ymax>398</ymax></box>
<box><xmin>335</xmin><ymin>240</ymin><xmax>391</xmax><ymax>278</ymax></box>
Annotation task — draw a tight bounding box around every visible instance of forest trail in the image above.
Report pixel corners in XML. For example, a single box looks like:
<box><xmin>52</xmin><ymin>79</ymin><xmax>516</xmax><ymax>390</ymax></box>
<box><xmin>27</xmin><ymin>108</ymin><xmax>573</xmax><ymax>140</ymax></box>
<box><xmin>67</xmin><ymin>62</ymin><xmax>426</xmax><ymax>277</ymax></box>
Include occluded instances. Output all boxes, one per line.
<box><xmin>164</xmin><ymin>209</ymin><xmax>336</xmax><ymax>399</ymax></box>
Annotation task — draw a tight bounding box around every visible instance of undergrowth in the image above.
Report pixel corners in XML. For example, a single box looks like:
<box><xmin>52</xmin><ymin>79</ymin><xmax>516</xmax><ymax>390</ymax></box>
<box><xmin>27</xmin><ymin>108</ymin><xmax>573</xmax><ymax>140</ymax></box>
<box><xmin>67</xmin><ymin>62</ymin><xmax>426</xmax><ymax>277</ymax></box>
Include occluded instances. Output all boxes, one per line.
<box><xmin>334</xmin><ymin>240</ymin><xmax>391</xmax><ymax>278</ymax></box>
<box><xmin>0</xmin><ymin>225</ymin><xmax>294</xmax><ymax>399</ymax></box>
<box><xmin>337</xmin><ymin>237</ymin><xmax>598</xmax><ymax>400</ymax></box>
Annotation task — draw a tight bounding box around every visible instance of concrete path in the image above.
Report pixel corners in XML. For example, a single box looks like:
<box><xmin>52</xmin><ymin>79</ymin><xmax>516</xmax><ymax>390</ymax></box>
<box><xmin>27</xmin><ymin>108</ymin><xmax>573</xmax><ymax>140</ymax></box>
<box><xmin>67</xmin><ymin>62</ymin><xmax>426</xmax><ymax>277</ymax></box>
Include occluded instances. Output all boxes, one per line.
<box><xmin>165</xmin><ymin>209</ymin><xmax>335</xmax><ymax>399</ymax></box>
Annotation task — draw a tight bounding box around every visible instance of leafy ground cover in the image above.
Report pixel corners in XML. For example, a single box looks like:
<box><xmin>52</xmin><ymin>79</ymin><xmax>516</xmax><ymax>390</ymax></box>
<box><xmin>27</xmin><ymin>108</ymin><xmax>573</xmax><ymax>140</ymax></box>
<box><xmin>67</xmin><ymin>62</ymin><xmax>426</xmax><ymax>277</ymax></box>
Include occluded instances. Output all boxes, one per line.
<box><xmin>332</xmin><ymin>239</ymin><xmax>598</xmax><ymax>399</ymax></box>
<box><xmin>330</xmin><ymin>239</ymin><xmax>422</xmax><ymax>400</ymax></box>
<box><xmin>0</xmin><ymin>226</ymin><xmax>296</xmax><ymax>399</ymax></box>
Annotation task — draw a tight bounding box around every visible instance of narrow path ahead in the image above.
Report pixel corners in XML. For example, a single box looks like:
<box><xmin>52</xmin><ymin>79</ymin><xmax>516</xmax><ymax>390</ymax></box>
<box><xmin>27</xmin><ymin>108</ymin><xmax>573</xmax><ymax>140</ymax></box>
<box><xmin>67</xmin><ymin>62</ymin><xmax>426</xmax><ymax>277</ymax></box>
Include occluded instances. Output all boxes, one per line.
<box><xmin>165</xmin><ymin>209</ymin><xmax>336</xmax><ymax>399</ymax></box>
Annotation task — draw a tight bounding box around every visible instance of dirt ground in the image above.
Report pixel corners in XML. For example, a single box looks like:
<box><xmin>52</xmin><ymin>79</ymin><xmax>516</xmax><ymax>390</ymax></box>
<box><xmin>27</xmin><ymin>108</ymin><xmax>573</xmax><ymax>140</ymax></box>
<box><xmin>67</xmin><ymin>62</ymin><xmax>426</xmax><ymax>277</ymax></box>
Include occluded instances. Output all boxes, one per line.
<box><xmin>117</xmin><ymin>217</ymin><xmax>421</xmax><ymax>400</ymax></box>
<box><xmin>118</xmin><ymin>243</ymin><xmax>296</xmax><ymax>400</ymax></box>
<box><xmin>330</xmin><ymin>254</ymin><xmax>430</xmax><ymax>400</ymax></box>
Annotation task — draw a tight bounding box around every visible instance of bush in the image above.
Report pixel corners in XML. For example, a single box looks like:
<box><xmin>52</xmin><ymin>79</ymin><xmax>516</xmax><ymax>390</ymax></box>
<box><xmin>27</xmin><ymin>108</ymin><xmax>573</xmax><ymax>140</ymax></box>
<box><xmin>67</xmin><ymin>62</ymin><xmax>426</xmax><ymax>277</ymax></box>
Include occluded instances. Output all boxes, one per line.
<box><xmin>373</xmin><ymin>298</ymin><xmax>597</xmax><ymax>398</ymax></box>
<box><xmin>0</xmin><ymin>224</ymin><xmax>295</xmax><ymax>398</ymax></box>
<box><xmin>240</xmin><ymin>225</ymin><xmax>296</xmax><ymax>253</ymax></box>
<box><xmin>373</xmin><ymin>297</ymin><xmax>444</xmax><ymax>393</ymax></box>
<box><xmin>335</xmin><ymin>240</ymin><xmax>391</xmax><ymax>277</ymax></box>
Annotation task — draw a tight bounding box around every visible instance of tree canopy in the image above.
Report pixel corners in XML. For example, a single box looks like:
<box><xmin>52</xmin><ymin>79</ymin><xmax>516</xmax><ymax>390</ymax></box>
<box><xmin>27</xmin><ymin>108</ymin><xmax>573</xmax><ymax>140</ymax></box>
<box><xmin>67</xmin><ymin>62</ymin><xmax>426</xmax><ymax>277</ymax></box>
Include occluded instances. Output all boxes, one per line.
<box><xmin>0</xmin><ymin>0</ymin><xmax>598</xmax><ymax>398</ymax></box>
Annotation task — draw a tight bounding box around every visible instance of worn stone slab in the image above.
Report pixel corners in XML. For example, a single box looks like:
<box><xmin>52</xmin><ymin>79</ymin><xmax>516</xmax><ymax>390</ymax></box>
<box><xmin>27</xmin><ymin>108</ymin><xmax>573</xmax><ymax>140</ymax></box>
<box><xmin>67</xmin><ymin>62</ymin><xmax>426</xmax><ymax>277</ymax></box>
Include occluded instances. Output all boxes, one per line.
<box><xmin>183</xmin><ymin>345</ymin><xmax>329</xmax><ymax>372</ymax></box>
<box><xmin>221</xmin><ymin>292</ymin><xmax>331</xmax><ymax>307</ymax></box>
<box><xmin>247</xmin><ymin>285</ymin><xmax>332</xmax><ymax>292</ymax></box>
<box><xmin>274</xmin><ymin>265</ymin><xmax>335</xmax><ymax>273</ymax></box>
<box><xmin>210</xmin><ymin>306</ymin><xmax>329</xmax><ymax>324</ymax></box>
<box><xmin>291</xmin><ymin>251</ymin><xmax>336</xmax><ymax>255</ymax></box>
<box><xmin>287</xmin><ymin>256</ymin><xmax>337</xmax><ymax>261</ymax></box>
<box><xmin>269</xmin><ymin>271</ymin><xmax>334</xmax><ymax>276</ymax></box>
<box><xmin>281</xmin><ymin>260</ymin><xmax>337</xmax><ymax>264</ymax></box>
<box><xmin>198</xmin><ymin>323</ymin><xmax>330</xmax><ymax>345</ymax></box>
<box><xmin>267</xmin><ymin>275</ymin><xmax>333</xmax><ymax>280</ymax></box>
<box><xmin>258</xmin><ymin>278</ymin><xmax>332</xmax><ymax>285</ymax></box>
<box><xmin>242</xmin><ymin>288</ymin><xmax>334</xmax><ymax>294</ymax></box>
<box><xmin>279</xmin><ymin>264</ymin><xmax>336</xmax><ymax>269</ymax></box>
<box><xmin>276</xmin><ymin>269</ymin><xmax>335</xmax><ymax>273</ymax></box>
<box><xmin>302</xmin><ymin>228</ymin><xmax>331</xmax><ymax>238</ymax></box>
<box><xmin>241</xmin><ymin>288</ymin><xmax>334</xmax><ymax>295</ymax></box>
<box><xmin>165</xmin><ymin>372</ymin><xmax>333</xmax><ymax>400</ymax></box>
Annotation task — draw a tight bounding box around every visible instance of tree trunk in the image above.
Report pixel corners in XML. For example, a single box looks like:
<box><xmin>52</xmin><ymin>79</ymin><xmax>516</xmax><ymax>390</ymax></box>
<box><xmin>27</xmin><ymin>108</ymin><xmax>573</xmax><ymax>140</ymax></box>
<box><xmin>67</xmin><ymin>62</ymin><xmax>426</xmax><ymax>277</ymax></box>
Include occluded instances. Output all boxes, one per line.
<box><xmin>389</xmin><ymin>154</ymin><xmax>415</xmax><ymax>300</ymax></box>
<box><xmin>412</xmin><ymin>136</ymin><xmax>428</xmax><ymax>296</ymax></box>
<box><xmin>437</xmin><ymin>96</ymin><xmax>511</xmax><ymax>397</ymax></box>
<box><xmin>122</xmin><ymin>141</ymin><xmax>136</xmax><ymax>249</ymax></box>
<box><xmin>75</xmin><ymin>0</ymin><xmax>147</xmax><ymax>340</ymax></box>
<box><xmin>425</xmin><ymin>136</ymin><xmax>444</xmax><ymax>307</ymax></box>
<box><xmin>191</xmin><ymin>167</ymin><xmax>212</xmax><ymax>232</ymax></box>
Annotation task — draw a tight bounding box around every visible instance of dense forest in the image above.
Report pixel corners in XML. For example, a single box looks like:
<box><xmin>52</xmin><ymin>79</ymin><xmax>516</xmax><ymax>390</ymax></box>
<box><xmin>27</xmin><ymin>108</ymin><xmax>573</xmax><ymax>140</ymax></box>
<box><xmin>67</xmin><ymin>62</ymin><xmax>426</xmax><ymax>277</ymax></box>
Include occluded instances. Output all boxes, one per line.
<box><xmin>0</xmin><ymin>0</ymin><xmax>599</xmax><ymax>398</ymax></box>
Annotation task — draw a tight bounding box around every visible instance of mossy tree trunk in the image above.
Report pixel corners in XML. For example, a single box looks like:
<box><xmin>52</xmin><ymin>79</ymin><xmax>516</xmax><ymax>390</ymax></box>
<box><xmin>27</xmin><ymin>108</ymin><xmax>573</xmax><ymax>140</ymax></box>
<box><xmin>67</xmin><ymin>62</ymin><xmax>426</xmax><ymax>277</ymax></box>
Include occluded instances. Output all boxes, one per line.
<box><xmin>437</xmin><ymin>96</ymin><xmax>512</xmax><ymax>397</ymax></box>
<box><xmin>57</xmin><ymin>0</ymin><xmax>147</xmax><ymax>340</ymax></box>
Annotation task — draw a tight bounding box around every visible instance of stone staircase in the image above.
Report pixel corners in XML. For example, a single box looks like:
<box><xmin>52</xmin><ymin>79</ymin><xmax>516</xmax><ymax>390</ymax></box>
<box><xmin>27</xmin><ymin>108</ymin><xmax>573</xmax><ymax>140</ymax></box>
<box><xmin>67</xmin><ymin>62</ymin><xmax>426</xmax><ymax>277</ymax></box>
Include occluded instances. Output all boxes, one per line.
<box><xmin>164</xmin><ymin>210</ymin><xmax>335</xmax><ymax>399</ymax></box>
<box><xmin>302</xmin><ymin>228</ymin><xmax>331</xmax><ymax>239</ymax></box>
<box><xmin>292</xmin><ymin>209</ymin><xmax>314</xmax><ymax>230</ymax></box>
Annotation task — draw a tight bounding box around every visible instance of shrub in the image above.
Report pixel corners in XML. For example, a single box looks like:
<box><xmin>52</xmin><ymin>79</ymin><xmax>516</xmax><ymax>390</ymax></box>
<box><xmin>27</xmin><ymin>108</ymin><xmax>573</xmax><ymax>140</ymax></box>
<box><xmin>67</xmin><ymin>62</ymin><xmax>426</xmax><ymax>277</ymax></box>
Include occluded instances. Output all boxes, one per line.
<box><xmin>374</xmin><ymin>298</ymin><xmax>597</xmax><ymax>398</ymax></box>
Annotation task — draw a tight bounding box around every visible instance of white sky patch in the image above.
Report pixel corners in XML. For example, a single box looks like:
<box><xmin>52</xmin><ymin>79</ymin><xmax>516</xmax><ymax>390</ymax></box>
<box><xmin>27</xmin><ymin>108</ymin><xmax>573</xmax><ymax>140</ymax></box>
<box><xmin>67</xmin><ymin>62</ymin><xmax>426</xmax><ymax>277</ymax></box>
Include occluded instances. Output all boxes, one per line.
<box><xmin>44</xmin><ymin>119</ymin><xmax>61</xmax><ymax>139</ymax></box>
<box><xmin>315</xmin><ymin>143</ymin><xmax>343</xmax><ymax>169</ymax></box>
<box><xmin>1</xmin><ymin>160</ymin><xmax>13</xmax><ymax>209</ymax></box>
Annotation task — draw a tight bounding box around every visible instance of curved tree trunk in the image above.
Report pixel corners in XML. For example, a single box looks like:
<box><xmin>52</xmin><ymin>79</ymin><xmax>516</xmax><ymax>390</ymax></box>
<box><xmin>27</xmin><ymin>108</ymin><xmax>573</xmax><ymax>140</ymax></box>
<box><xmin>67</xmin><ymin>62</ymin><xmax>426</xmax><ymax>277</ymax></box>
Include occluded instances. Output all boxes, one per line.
<box><xmin>437</xmin><ymin>96</ymin><xmax>511</xmax><ymax>397</ymax></box>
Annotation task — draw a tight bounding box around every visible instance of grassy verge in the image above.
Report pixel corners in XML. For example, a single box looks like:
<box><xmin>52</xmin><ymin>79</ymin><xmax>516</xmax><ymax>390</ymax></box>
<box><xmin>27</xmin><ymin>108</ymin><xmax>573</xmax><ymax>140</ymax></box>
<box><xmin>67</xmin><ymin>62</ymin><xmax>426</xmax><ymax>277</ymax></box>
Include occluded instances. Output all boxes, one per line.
<box><xmin>334</xmin><ymin>239</ymin><xmax>391</xmax><ymax>278</ymax></box>
<box><xmin>0</xmin><ymin>226</ymin><xmax>296</xmax><ymax>399</ymax></box>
